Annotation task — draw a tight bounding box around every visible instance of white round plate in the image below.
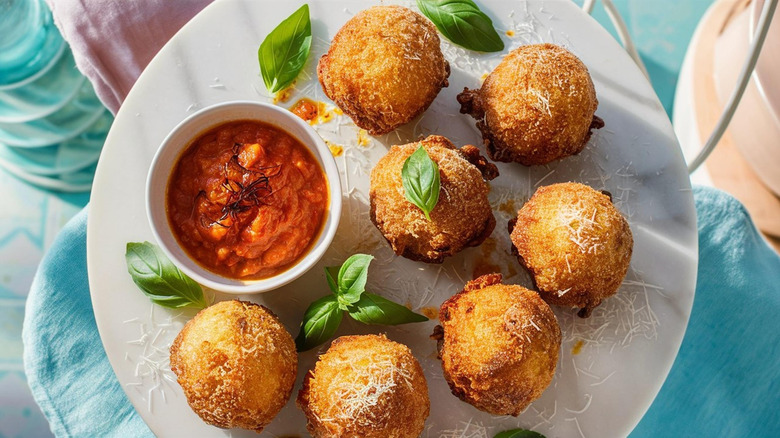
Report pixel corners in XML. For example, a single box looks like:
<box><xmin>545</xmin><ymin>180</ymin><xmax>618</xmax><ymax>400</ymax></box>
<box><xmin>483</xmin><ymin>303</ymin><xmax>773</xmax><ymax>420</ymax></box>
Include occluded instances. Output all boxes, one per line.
<box><xmin>87</xmin><ymin>1</ymin><xmax>698</xmax><ymax>437</ymax></box>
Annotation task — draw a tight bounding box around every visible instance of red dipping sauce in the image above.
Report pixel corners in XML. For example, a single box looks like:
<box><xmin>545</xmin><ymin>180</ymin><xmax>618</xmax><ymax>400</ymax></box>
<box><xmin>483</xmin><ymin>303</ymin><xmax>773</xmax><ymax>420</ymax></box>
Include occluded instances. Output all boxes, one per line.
<box><xmin>166</xmin><ymin>120</ymin><xmax>328</xmax><ymax>279</ymax></box>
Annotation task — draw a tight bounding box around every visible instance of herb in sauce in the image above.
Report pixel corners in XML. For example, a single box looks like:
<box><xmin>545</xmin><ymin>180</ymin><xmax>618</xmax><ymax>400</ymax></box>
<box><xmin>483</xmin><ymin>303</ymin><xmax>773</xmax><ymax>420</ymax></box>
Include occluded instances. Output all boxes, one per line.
<box><xmin>205</xmin><ymin>143</ymin><xmax>280</xmax><ymax>228</ymax></box>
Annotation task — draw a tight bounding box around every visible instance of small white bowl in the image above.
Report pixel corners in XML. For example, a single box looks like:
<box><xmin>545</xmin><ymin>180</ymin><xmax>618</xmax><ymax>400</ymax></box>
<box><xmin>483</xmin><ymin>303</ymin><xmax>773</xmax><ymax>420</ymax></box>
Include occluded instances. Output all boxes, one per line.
<box><xmin>146</xmin><ymin>101</ymin><xmax>342</xmax><ymax>294</ymax></box>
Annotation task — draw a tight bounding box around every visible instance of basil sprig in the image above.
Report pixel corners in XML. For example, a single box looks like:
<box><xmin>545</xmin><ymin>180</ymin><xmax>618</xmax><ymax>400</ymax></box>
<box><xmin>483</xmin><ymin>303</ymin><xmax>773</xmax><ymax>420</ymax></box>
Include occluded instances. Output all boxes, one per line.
<box><xmin>336</xmin><ymin>253</ymin><xmax>372</xmax><ymax>306</ymax></box>
<box><xmin>296</xmin><ymin>295</ymin><xmax>343</xmax><ymax>351</ymax></box>
<box><xmin>258</xmin><ymin>4</ymin><xmax>312</xmax><ymax>93</ymax></box>
<box><xmin>417</xmin><ymin>0</ymin><xmax>504</xmax><ymax>52</ymax></box>
<box><xmin>402</xmin><ymin>146</ymin><xmax>441</xmax><ymax>221</ymax></box>
<box><xmin>295</xmin><ymin>254</ymin><xmax>428</xmax><ymax>351</ymax></box>
<box><xmin>494</xmin><ymin>429</ymin><xmax>546</xmax><ymax>438</ymax></box>
<box><xmin>348</xmin><ymin>293</ymin><xmax>428</xmax><ymax>325</ymax></box>
<box><xmin>125</xmin><ymin>242</ymin><xmax>210</xmax><ymax>309</ymax></box>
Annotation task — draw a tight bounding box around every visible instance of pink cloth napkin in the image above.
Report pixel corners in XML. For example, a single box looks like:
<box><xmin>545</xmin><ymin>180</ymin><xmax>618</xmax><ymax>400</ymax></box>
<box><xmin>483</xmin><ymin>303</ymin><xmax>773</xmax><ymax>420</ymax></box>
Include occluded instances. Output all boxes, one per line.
<box><xmin>46</xmin><ymin>0</ymin><xmax>213</xmax><ymax>114</ymax></box>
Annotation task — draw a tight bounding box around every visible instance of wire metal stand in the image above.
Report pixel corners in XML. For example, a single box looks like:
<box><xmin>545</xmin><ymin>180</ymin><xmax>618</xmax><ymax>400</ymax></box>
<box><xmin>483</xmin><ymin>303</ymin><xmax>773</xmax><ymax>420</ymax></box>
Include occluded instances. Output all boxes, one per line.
<box><xmin>580</xmin><ymin>0</ymin><xmax>778</xmax><ymax>174</ymax></box>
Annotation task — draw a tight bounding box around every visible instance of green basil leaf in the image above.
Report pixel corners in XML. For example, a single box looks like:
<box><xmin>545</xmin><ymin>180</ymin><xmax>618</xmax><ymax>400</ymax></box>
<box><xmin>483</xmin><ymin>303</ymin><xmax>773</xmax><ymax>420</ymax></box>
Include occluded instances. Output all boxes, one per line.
<box><xmin>337</xmin><ymin>254</ymin><xmax>374</xmax><ymax>305</ymax></box>
<box><xmin>401</xmin><ymin>146</ymin><xmax>440</xmax><ymax>221</ymax></box>
<box><xmin>348</xmin><ymin>293</ymin><xmax>428</xmax><ymax>325</ymax></box>
<box><xmin>494</xmin><ymin>429</ymin><xmax>546</xmax><ymax>438</ymax></box>
<box><xmin>417</xmin><ymin>0</ymin><xmax>504</xmax><ymax>52</ymax></box>
<box><xmin>325</xmin><ymin>266</ymin><xmax>339</xmax><ymax>294</ymax></box>
<box><xmin>258</xmin><ymin>4</ymin><xmax>312</xmax><ymax>93</ymax></box>
<box><xmin>125</xmin><ymin>242</ymin><xmax>209</xmax><ymax>309</ymax></box>
<box><xmin>295</xmin><ymin>294</ymin><xmax>343</xmax><ymax>351</ymax></box>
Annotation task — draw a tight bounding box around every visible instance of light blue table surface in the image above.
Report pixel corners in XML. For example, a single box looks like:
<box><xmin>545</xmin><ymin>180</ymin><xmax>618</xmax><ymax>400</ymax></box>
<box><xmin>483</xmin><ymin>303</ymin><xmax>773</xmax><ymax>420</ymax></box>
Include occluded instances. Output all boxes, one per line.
<box><xmin>0</xmin><ymin>1</ymin><xmax>717</xmax><ymax>436</ymax></box>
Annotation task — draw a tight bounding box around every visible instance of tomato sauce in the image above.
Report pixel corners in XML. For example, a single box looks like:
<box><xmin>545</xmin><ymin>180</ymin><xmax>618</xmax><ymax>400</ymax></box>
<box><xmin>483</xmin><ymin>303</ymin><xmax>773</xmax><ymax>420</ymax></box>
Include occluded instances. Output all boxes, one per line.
<box><xmin>290</xmin><ymin>98</ymin><xmax>319</xmax><ymax>122</ymax></box>
<box><xmin>166</xmin><ymin>120</ymin><xmax>328</xmax><ymax>279</ymax></box>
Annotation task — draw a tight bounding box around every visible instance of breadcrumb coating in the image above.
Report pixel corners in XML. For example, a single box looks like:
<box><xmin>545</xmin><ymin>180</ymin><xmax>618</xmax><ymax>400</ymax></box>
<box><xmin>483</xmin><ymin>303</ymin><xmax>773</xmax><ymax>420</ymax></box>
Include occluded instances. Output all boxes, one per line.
<box><xmin>169</xmin><ymin>300</ymin><xmax>297</xmax><ymax>432</ymax></box>
<box><xmin>369</xmin><ymin>135</ymin><xmax>498</xmax><ymax>263</ymax></box>
<box><xmin>433</xmin><ymin>274</ymin><xmax>561</xmax><ymax>416</ymax></box>
<box><xmin>297</xmin><ymin>334</ymin><xmax>429</xmax><ymax>438</ymax></box>
<box><xmin>318</xmin><ymin>5</ymin><xmax>450</xmax><ymax>135</ymax></box>
<box><xmin>509</xmin><ymin>182</ymin><xmax>633</xmax><ymax>317</ymax></box>
<box><xmin>458</xmin><ymin>43</ymin><xmax>603</xmax><ymax>165</ymax></box>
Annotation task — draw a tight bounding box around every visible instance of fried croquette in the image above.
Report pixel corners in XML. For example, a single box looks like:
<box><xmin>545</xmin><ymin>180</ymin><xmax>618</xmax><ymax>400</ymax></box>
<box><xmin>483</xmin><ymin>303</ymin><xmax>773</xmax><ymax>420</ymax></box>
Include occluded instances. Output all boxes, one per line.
<box><xmin>369</xmin><ymin>135</ymin><xmax>498</xmax><ymax>263</ymax></box>
<box><xmin>170</xmin><ymin>300</ymin><xmax>297</xmax><ymax>432</ymax></box>
<box><xmin>297</xmin><ymin>334</ymin><xmax>429</xmax><ymax>438</ymax></box>
<box><xmin>432</xmin><ymin>273</ymin><xmax>561</xmax><ymax>416</ymax></box>
<box><xmin>318</xmin><ymin>6</ymin><xmax>450</xmax><ymax>135</ymax></box>
<box><xmin>458</xmin><ymin>43</ymin><xmax>604</xmax><ymax>165</ymax></box>
<box><xmin>509</xmin><ymin>182</ymin><xmax>633</xmax><ymax>317</ymax></box>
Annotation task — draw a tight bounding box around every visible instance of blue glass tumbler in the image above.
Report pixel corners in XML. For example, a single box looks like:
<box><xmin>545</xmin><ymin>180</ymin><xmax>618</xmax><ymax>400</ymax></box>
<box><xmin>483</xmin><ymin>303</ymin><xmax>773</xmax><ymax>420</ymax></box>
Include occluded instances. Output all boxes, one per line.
<box><xmin>0</xmin><ymin>0</ymin><xmax>65</xmax><ymax>88</ymax></box>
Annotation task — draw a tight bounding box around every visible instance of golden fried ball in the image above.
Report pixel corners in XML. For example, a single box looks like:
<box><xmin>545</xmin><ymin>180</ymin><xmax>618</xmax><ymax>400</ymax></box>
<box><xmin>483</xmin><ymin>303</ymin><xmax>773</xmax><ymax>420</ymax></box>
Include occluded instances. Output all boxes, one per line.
<box><xmin>432</xmin><ymin>273</ymin><xmax>561</xmax><ymax>416</ymax></box>
<box><xmin>369</xmin><ymin>135</ymin><xmax>498</xmax><ymax>263</ymax></box>
<box><xmin>458</xmin><ymin>43</ymin><xmax>603</xmax><ymax>165</ymax></box>
<box><xmin>297</xmin><ymin>334</ymin><xmax>430</xmax><ymax>438</ymax></box>
<box><xmin>170</xmin><ymin>300</ymin><xmax>297</xmax><ymax>432</ymax></box>
<box><xmin>318</xmin><ymin>5</ymin><xmax>450</xmax><ymax>135</ymax></box>
<box><xmin>509</xmin><ymin>182</ymin><xmax>633</xmax><ymax>317</ymax></box>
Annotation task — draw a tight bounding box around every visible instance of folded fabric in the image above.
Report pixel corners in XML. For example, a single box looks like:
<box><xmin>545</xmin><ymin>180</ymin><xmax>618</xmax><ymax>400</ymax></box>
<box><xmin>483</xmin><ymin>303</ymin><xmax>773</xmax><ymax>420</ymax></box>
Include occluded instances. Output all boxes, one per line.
<box><xmin>22</xmin><ymin>208</ymin><xmax>152</xmax><ymax>437</ymax></box>
<box><xmin>21</xmin><ymin>187</ymin><xmax>780</xmax><ymax>436</ymax></box>
<box><xmin>630</xmin><ymin>187</ymin><xmax>780</xmax><ymax>437</ymax></box>
<box><xmin>44</xmin><ymin>0</ymin><xmax>212</xmax><ymax>114</ymax></box>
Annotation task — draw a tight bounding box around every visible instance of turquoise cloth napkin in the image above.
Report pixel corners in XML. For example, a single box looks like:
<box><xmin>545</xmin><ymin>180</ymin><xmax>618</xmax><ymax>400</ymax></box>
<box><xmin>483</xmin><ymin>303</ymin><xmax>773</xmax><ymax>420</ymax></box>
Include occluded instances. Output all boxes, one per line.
<box><xmin>22</xmin><ymin>208</ymin><xmax>152</xmax><ymax>437</ymax></box>
<box><xmin>22</xmin><ymin>186</ymin><xmax>780</xmax><ymax>437</ymax></box>
<box><xmin>631</xmin><ymin>187</ymin><xmax>780</xmax><ymax>437</ymax></box>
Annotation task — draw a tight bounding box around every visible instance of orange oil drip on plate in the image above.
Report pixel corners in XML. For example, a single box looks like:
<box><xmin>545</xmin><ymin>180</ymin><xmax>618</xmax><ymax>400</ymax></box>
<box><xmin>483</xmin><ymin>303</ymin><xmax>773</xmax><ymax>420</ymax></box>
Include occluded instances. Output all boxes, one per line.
<box><xmin>290</xmin><ymin>98</ymin><xmax>319</xmax><ymax>122</ymax></box>
<box><xmin>572</xmin><ymin>339</ymin><xmax>585</xmax><ymax>355</ymax></box>
<box><xmin>421</xmin><ymin>306</ymin><xmax>439</xmax><ymax>320</ymax></box>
